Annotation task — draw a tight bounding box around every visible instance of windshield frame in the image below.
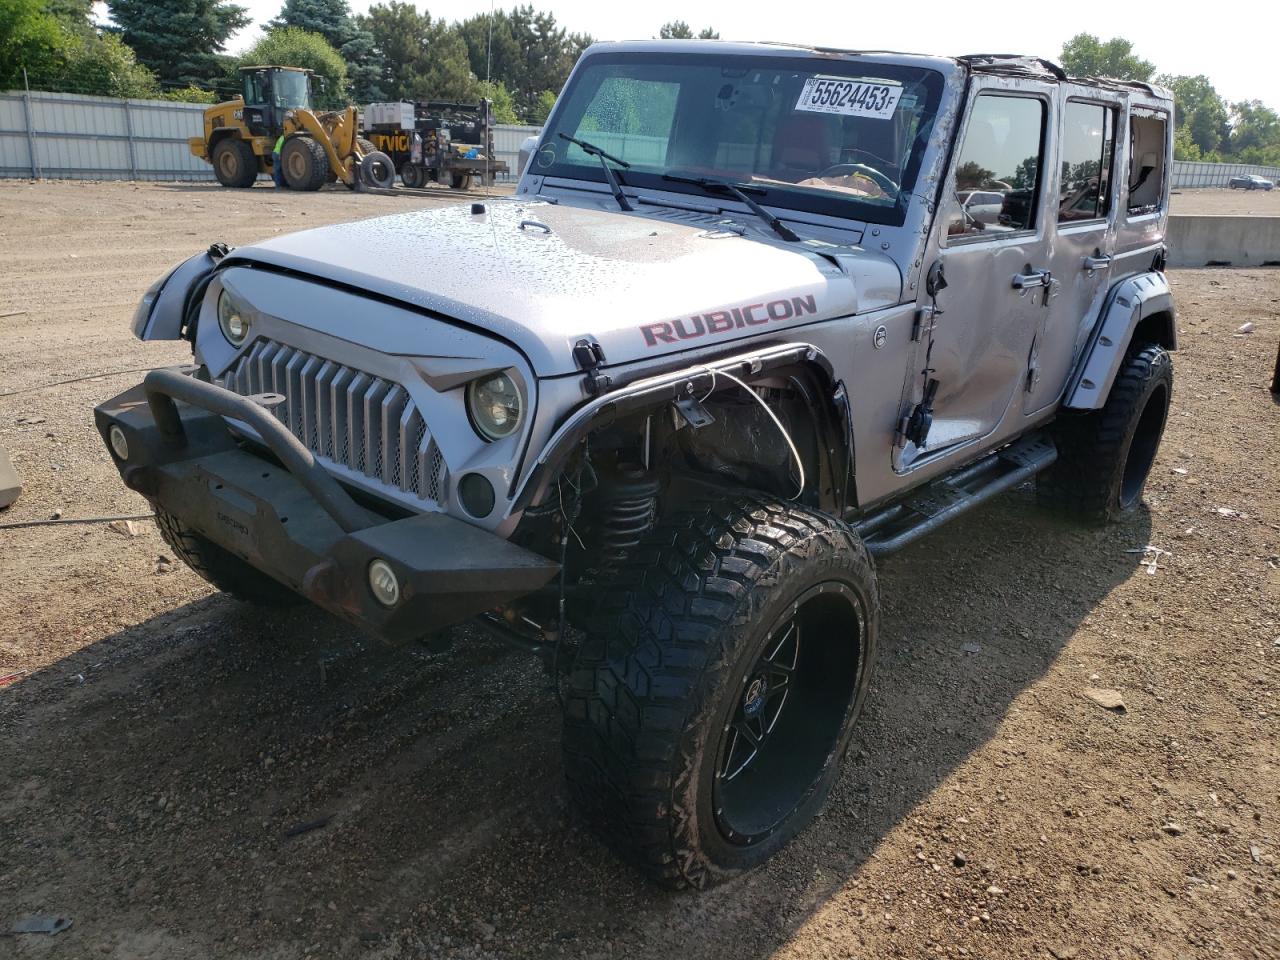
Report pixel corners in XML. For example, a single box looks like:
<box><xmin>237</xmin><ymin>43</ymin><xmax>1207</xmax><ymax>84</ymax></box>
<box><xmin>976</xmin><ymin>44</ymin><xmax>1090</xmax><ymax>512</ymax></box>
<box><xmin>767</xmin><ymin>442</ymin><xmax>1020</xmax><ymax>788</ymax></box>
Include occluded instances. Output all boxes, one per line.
<box><xmin>536</xmin><ymin>51</ymin><xmax>946</xmax><ymax>228</ymax></box>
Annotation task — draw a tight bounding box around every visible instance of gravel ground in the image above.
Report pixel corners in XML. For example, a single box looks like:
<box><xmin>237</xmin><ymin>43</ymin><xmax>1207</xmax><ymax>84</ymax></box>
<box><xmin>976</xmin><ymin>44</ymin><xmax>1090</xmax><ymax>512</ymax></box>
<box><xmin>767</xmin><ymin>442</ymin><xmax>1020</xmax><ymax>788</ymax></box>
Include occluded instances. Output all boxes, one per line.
<box><xmin>1171</xmin><ymin>187</ymin><xmax>1280</xmax><ymax>216</ymax></box>
<box><xmin>0</xmin><ymin>180</ymin><xmax>1277</xmax><ymax>960</ymax></box>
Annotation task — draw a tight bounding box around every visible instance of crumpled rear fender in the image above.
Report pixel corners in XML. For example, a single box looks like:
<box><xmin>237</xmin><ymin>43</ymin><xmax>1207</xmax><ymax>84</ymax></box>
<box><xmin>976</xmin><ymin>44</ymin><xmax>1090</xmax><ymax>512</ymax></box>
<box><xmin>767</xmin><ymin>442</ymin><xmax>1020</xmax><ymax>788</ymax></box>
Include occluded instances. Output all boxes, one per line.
<box><xmin>1064</xmin><ymin>271</ymin><xmax>1176</xmax><ymax>410</ymax></box>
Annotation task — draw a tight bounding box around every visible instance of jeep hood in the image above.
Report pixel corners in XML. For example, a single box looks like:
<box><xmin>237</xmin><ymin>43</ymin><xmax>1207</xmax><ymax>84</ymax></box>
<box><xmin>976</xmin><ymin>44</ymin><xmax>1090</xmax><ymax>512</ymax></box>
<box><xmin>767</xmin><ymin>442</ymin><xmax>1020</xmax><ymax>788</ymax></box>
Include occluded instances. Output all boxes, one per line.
<box><xmin>227</xmin><ymin>198</ymin><xmax>902</xmax><ymax>377</ymax></box>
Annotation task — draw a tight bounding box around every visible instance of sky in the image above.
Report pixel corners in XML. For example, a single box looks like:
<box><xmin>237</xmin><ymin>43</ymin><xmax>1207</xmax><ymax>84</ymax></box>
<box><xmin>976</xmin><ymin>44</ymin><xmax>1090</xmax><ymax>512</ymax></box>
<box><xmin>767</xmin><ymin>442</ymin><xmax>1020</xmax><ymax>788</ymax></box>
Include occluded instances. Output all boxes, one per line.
<box><xmin>171</xmin><ymin>0</ymin><xmax>1280</xmax><ymax>106</ymax></box>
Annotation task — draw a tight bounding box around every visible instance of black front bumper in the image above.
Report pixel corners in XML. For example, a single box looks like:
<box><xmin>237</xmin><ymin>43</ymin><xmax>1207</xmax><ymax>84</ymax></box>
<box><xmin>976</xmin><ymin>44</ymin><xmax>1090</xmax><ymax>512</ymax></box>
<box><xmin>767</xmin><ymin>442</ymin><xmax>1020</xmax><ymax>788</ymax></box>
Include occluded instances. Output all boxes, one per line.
<box><xmin>94</xmin><ymin>369</ymin><xmax>559</xmax><ymax>641</ymax></box>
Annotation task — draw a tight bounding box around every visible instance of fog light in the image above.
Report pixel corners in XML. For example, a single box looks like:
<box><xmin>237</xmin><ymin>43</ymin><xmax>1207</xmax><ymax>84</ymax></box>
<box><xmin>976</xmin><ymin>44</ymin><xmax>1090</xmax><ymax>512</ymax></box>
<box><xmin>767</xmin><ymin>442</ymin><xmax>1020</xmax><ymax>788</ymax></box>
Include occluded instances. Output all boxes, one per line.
<box><xmin>367</xmin><ymin>559</ymin><xmax>400</xmax><ymax>607</ymax></box>
<box><xmin>458</xmin><ymin>472</ymin><xmax>495</xmax><ymax>518</ymax></box>
<box><xmin>108</xmin><ymin>424</ymin><xmax>129</xmax><ymax>461</ymax></box>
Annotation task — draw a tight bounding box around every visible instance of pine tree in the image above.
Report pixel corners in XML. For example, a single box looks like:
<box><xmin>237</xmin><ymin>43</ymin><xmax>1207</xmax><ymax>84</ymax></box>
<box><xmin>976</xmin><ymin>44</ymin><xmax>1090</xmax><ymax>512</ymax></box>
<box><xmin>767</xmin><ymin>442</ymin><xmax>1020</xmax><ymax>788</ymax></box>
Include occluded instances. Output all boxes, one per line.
<box><xmin>268</xmin><ymin>0</ymin><xmax>351</xmax><ymax>51</ymax></box>
<box><xmin>107</xmin><ymin>0</ymin><xmax>249</xmax><ymax>86</ymax></box>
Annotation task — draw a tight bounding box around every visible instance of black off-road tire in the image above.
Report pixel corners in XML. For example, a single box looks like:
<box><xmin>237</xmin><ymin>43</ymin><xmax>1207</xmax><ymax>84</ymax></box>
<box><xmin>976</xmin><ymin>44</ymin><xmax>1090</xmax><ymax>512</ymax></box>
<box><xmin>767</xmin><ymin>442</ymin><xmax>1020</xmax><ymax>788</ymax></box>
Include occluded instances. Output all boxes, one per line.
<box><xmin>1038</xmin><ymin>343</ymin><xmax>1173</xmax><ymax>523</ymax></box>
<box><xmin>281</xmin><ymin>136</ymin><xmax>328</xmax><ymax>191</ymax></box>
<box><xmin>359</xmin><ymin>150</ymin><xmax>396</xmax><ymax>190</ymax></box>
<box><xmin>212</xmin><ymin>137</ymin><xmax>258</xmax><ymax>188</ymax></box>
<box><xmin>156</xmin><ymin>509</ymin><xmax>300</xmax><ymax>606</ymax></box>
<box><xmin>450</xmin><ymin>171</ymin><xmax>472</xmax><ymax>191</ymax></box>
<box><xmin>563</xmin><ymin>495</ymin><xmax>879</xmax><ymax>889</ymax></box>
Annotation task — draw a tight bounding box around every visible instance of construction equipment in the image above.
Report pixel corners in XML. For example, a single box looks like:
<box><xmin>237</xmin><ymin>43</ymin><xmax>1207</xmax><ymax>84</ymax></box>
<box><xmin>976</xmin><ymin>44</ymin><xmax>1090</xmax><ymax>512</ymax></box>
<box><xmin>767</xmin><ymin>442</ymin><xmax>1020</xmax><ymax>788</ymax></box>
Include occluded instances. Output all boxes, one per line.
<box><xmin>189</xmin><ymin>65</ymin><xmax>394</xmax><ymax>191</ymax></box>
<box><xmin>363</xmin><ymin>99</ymin><xmax>509</xmax><ymax>190</ymax></box>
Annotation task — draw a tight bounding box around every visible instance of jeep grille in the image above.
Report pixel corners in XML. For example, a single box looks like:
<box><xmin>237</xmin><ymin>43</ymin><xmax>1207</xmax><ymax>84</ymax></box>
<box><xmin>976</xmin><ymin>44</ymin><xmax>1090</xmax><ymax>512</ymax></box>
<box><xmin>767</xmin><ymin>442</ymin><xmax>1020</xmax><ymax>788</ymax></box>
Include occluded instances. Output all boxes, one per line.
<box><xmin>218</xmin><ymin>339</ymin><xmax>447</xmax><ymax>507</ymax></box>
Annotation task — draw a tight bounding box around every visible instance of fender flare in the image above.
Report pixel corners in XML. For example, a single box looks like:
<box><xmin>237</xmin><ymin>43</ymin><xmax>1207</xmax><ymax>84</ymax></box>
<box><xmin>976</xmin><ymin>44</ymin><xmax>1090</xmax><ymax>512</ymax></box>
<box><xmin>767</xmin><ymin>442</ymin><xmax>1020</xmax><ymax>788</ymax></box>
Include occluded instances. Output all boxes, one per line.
<box><xmin>509</xmin><ymin>342</ymin><xmax>850</xmax><ymax>514</ymax></box>
<box><xmin>1064</xmin><ymin>271</ymin><xmax>1176</xmax><ymax>410</ymax></box>
<box><xmin>132</xmin><ymin>248</ymin><xmax>226</xmax><ymax>341</ymax></box>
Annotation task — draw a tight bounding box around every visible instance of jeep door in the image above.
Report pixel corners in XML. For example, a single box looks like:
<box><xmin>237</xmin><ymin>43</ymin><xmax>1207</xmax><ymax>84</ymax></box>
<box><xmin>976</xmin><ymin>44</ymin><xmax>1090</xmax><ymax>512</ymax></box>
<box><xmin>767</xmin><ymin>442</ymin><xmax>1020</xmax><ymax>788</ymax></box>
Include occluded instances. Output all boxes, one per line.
<box><xmin>898</xmin><ymin>77</ymin><xmax>1054</xmax><ymax>472</ymax></box>
<box><xmin>1112</xmin><ymin>105</ymin><xmax>1171</xmax><ymax>274</ymax></box>
<box><xmin>1025</xmin><ymin>89</ymin><xmax>1124</xmax><ymax>415</ymax></box>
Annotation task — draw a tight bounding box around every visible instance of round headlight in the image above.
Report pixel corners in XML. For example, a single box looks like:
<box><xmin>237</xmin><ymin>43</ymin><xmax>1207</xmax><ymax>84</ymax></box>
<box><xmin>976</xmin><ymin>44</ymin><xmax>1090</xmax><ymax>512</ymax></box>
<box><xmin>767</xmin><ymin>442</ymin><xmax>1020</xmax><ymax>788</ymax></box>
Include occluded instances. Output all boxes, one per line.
<box><xmin>466</xmin><ymin>372</ymin><xmax>522</xmax><ymax>441</ymax></box>
<box><xmin>217</xmin><ymin>289</ymin><xmax>251</xmax><ymax>346</ymax></box>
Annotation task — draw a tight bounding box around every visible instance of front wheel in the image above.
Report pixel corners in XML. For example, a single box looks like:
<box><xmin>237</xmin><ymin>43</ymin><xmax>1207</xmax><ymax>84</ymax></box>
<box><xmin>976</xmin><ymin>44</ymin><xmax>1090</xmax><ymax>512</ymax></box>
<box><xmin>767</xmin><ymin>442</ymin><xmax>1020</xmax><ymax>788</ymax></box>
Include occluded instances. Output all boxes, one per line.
<box><xmin>281</xmin><ymin>136</ymin><xmax>328</xmax><ymax>191</ymax></box>
<box><xmin>156</xmin><ymin>509</ymin><xmax>300</xmax><ymax>606</ymax></box>
<box><xmin>212</xmin><ymin>138</ymin><xmax>258</xmax><ymax>188</ymax></box>
<box><xmin>1038</xmin><ymin>343</ymin><xmax>1173</xmax><ymax>523</ymax></box>
<box><xmin>563</xmin><ymin>496</ymin><xmax>879</xmax><ymax>889</ymax></box>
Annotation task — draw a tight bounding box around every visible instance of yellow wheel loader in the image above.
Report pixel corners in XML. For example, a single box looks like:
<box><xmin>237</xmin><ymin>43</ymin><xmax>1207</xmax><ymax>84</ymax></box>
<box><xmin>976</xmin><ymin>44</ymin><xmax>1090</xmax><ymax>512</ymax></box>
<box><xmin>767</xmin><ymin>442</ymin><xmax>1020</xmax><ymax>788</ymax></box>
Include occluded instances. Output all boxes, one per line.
<box><xmin>189</xmin><ymin>65</ymin><xmax>395</xmax><ymax>191</ymax></box>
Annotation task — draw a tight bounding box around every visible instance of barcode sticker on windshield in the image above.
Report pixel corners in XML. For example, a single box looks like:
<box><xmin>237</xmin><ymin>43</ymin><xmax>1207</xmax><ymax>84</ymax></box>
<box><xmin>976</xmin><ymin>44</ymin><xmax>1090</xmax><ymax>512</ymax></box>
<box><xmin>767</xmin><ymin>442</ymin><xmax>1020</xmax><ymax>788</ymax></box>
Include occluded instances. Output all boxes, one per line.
<box><xmin>794</xmin><ymin>77</ymin><xmax>903</xmax><ymax>120</ymax></box>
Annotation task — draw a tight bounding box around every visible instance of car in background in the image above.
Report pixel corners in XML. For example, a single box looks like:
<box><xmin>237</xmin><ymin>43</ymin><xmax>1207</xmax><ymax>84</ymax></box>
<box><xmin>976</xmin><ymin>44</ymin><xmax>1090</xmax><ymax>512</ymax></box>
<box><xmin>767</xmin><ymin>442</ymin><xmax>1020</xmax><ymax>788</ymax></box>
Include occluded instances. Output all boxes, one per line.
<box><xmin>1228</xmin><ymin>174</ymin><xmax>1274</xmax><ymax>190</ymax></box>
<box><xmin>956</xmin><ymin>189</ymin><xmax>1004</xmax><ymax>224</ymax></box>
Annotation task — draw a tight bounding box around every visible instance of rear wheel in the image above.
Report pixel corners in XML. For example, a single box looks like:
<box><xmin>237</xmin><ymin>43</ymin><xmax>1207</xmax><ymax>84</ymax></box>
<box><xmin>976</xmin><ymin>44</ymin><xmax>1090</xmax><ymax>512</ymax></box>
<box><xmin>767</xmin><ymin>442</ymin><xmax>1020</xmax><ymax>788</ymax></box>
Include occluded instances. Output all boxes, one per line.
<box><xmin>211</xmin><ymin>138</ymin><xmax>258</xmax><ymax>188</ymax></box>
<box><xmin>563</xmin><ymin>495</ymin><xmax>879</xmax><ymax>889</ymax></box>
<box><xmin>450</xmin><ymin>171</ymin><xmax>472</xmax><ymax>191</ymax></box>
<box><xmin>156</xmin><ymin>509</ymin><xmax>300</xmax><ymax>606</ymax></box>
<box><xmin>1038</xmin><ymin>343</ymin><xmax>1173</xmax><ymax>523</ymax></box>
<box><xmin>281</xmin><ymin>136</ymin><xmax>328</xmax><ymax>191</ymax></box>
<box><xmin>400</xmin><ymin>163</ymin><xmax>426</xmax><ymax>188</ymax></box>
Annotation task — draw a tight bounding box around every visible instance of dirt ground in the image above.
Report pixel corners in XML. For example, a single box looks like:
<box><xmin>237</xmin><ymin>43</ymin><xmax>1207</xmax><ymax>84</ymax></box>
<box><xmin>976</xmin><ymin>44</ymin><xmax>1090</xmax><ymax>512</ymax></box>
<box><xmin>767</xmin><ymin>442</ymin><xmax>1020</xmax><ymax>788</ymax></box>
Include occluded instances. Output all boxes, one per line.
<box><xmin>0</xmin><ymin>180</ymin><xmax>1277</xmax><ymax>960</ymax></box>
<box><xmin>1172</xmin><ymin>187</ymin><xmax>1280</xmax><ymax>216</ymax></box>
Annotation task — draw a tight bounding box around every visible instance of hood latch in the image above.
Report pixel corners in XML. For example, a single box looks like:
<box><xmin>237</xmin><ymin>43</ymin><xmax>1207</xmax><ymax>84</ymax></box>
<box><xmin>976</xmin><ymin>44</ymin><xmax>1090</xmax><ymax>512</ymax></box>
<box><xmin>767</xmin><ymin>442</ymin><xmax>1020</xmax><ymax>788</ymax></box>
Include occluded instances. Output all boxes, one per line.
<box><xmin>573</xmin><ymin>338</ymin><xmax>612</xmax><ymax>396</ymax></box>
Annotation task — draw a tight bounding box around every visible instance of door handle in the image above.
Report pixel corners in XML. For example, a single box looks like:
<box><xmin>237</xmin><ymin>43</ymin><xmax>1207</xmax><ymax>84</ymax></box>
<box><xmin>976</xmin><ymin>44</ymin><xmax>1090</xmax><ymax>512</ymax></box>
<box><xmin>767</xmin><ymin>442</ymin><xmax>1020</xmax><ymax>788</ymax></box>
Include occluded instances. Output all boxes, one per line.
<box><xmin>1083</xmin><ymin>252</ymin><xmax>1113</xmax><ymax>271</ymax></box>
<box><xmin>1012</xmin><ymin>269</ymin><xmax>1051</xmax><ymax>289</ymax></box>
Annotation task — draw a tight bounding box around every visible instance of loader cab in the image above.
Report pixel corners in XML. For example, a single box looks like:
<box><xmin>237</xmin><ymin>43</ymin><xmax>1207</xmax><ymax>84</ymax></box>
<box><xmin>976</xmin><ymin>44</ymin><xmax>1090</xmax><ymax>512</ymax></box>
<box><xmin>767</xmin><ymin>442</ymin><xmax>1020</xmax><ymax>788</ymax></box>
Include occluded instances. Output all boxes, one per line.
<box><xmin>238</xmin><ymin>66</ymin><xmax>314</xmax><ymax>138</ymax></box>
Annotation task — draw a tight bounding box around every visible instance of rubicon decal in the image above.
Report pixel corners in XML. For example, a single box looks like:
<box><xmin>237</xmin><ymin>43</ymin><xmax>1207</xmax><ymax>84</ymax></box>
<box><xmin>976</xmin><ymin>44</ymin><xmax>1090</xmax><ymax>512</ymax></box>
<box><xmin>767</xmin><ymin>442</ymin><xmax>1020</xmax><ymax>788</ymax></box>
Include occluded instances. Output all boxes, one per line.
<box><xmin>641</xmin><ymin>294</ymin><xmax>819</xmax><ymax>347</ymax></box>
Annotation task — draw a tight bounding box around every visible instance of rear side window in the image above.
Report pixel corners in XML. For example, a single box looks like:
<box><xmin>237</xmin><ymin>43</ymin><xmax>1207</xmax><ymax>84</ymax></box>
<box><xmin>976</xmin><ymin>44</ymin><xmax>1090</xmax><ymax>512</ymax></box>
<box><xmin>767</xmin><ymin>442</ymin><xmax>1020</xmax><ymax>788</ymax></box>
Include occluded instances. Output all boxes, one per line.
<box><xmin>1059</xmin><ymin>101</ymin><xmax>1116</xmax><ymax>223</ymax></box>
<box><xmin>1127</xmin><ymin>112</ymin><xmax>1167</xmax><ymax>215</ymax></box>
<box><xmin>947</xmin><ymin>94</ymin><xmax>1046</xmax><ymax>240</ymax></box>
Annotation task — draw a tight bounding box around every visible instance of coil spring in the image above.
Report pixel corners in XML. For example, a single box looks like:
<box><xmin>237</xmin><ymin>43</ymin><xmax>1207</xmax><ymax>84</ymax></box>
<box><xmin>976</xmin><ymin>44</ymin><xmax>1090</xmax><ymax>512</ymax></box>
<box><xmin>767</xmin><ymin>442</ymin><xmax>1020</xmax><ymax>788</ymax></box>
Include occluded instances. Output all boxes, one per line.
<box><xmin>592</xmin><ymin>463</ymin><xmax>660</xmax><ymax>575</ymax></box>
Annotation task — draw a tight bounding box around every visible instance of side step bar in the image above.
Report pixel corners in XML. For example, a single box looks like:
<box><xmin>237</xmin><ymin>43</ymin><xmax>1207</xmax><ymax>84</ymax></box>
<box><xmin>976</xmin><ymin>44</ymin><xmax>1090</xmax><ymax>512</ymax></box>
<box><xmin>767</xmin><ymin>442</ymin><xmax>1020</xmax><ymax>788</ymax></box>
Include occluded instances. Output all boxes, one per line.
<box><xmin>853</xmin><ymin>433</ymin><xmax>1058</xmax><ymax>557</ymax></box>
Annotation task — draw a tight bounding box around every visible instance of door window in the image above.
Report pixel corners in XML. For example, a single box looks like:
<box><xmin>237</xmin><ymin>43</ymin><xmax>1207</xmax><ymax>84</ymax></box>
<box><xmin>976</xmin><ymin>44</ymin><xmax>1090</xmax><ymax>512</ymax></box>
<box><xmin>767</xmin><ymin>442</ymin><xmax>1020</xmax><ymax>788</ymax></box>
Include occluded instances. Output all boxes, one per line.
<box><xmin>1059</xmin><ymin>101</ymin><xmax>1116</xmax><ymax>222</ymax></box>
<box><xmin>946</xmin><ymin>94</ymin><xmax>1046</xmax><ymax>240</ymax></box>
<box><xmin>1127</xmin><ymin>112</ymin><xmax>1167</xmax><ymax>215</ymax></box>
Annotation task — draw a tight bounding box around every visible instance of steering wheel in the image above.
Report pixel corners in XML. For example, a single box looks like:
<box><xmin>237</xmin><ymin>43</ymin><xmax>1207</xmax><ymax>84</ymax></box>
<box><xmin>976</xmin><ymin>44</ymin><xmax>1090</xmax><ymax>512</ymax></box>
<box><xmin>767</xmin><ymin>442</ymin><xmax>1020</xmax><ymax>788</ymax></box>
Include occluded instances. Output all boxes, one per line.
<box><xmin>815</xmin><ymin>162</ymin><xmax>899</xmax><ymax>196</ymax></box>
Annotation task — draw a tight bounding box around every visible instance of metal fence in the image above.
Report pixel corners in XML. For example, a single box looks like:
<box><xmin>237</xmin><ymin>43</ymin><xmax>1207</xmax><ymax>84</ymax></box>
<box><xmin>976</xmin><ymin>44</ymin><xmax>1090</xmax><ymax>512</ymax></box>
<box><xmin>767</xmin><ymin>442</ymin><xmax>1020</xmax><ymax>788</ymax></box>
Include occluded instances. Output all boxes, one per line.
<box><xmin>0</xmin><ymin>89</ymin><xmax>540</xmax><ymax>182</ymax></box>
<box><xmin>1172</xmin><ymin>160</ymin><xmax>1280</xmax><ymax>189</ymax></box>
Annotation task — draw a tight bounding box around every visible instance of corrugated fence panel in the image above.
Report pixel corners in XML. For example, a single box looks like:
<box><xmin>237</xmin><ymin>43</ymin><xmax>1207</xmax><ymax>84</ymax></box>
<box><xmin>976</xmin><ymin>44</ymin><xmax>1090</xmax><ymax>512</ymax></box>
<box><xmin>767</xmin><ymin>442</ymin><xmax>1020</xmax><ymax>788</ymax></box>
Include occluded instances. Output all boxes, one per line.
<box><xmin>1172</xmin><ymin>160</ymin><xmax>1280</xmax><ymax>189</ymax></box>
<box><xmin>492</xmin><ymin>123</ymin><xmax>540</xmax><ymax>176</ymax></box>
<box><xmin>2</xmin><ymin>92</ymin><xmax>538</xmax><ymax>182</ymax></box>
<box><xmin>0</xmin><ymin>91</ymin><xmax>215</xmax><ymax>180</ymax></box>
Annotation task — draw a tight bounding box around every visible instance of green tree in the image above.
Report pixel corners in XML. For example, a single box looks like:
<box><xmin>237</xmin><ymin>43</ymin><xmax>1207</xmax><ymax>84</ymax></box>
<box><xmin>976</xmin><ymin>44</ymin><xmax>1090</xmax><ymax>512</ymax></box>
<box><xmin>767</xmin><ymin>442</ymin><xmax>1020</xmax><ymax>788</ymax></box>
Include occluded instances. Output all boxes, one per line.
<box><xmin>237</xmin><ymin>26</ymin><xmax>348</xmax><ymax>107</ymax></box>
<box><xmin>1059</xmin><ymin>33</ymin><xmax>1155</xmax><ymax>81</ymax></box>
<box><xmin>477</xmin><ymin>79</ymin><xmax>518</xmax><ymax>122</ymax></box>
<box><xmin>1159</xmin><ymin>74</ymin><xmax>1229</xmax><ymax>157</ymax></box>
<box><xmin>1228</xmin><ymin>100</ymin><xmax>1280</xmax><ymax>165</ymax></box>
<box><xmin>457</xmin><ymin>6</ymin><xmax>589</xmax><ymax>118</ymax></box>
<box><xmin>658</xmin><ymin>20</ymin><xmax>718</xmax><ymax>39</ymax></box>
<box><xmin>43</xmin><ymin>0</ymin><xmax>94</xmax><ymax>28</ymax></box>
<box><xmin>61</xmin><ymin>30</ymin><xmax>159</xmax><ymax>97</ymax></box>
<box><xmin>1</xmin><ymin>0</ymin><xmax>70</xmax><ymax>86</ymax></box>
<box><xmin>955</xmin><ymin>160</ymin><xmax>995</xmax><ymax>189</ymax></box>
<box><xmin>269</xmin><ymin>0</ymin><xmax>351</xmax><ymax>49</ymax></box>
<box><xmin>156</xmin><ymin>83</ymin><xmax>218</xmax><ymax>102</ymax></box>
<box><xmin>531</xmin><ymin>87</ymin><xmax>556</xmax><ymax>122</ymax></box>
<box><xmin>362</xmin><ymin>2</ymin><xmax>476</xmax><ymax>102</ymax></box>
<box><xmin>107</xmin><ymin>0</ymin><xmax>249</xmax><ymax>86</ymax></box>
<box><xmin>341</xmin><ymin>17</ymin><xmax>383</xmax><ymax>102</ymax></box>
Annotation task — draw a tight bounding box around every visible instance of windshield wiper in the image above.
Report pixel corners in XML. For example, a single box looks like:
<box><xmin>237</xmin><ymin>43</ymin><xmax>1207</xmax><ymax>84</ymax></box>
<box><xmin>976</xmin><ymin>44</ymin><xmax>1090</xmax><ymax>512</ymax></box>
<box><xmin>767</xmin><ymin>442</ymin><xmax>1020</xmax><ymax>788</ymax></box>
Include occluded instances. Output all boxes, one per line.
<box><xmin>558</xmin><ymin>132</ymin><xmax>633</xmax><ymax>212</ymax></box>
<box><xmin>662</xmin><ymin>174</ymin><xmax>801</xmax><ymax>242</ymax></box>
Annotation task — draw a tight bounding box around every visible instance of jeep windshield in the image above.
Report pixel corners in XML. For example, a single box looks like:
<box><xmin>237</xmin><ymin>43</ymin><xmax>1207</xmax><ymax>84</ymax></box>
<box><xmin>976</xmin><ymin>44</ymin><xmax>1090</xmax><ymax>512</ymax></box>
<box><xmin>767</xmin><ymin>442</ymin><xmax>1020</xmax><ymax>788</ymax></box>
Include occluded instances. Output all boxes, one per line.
<box><xmin>535</xmin><ymin>52</ymin><xmax>945</xmax><ymax>227</ymax></box>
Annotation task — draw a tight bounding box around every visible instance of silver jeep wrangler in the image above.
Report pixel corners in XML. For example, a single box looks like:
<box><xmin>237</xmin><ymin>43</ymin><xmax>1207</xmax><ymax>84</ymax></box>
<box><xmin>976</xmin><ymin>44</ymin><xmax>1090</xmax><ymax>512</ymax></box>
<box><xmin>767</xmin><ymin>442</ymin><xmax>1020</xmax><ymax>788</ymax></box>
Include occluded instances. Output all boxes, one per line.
<box><xmin>98</xmin><ymin>41</ymin><xmax>1176</xmax><ymax>889</ymax></box>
